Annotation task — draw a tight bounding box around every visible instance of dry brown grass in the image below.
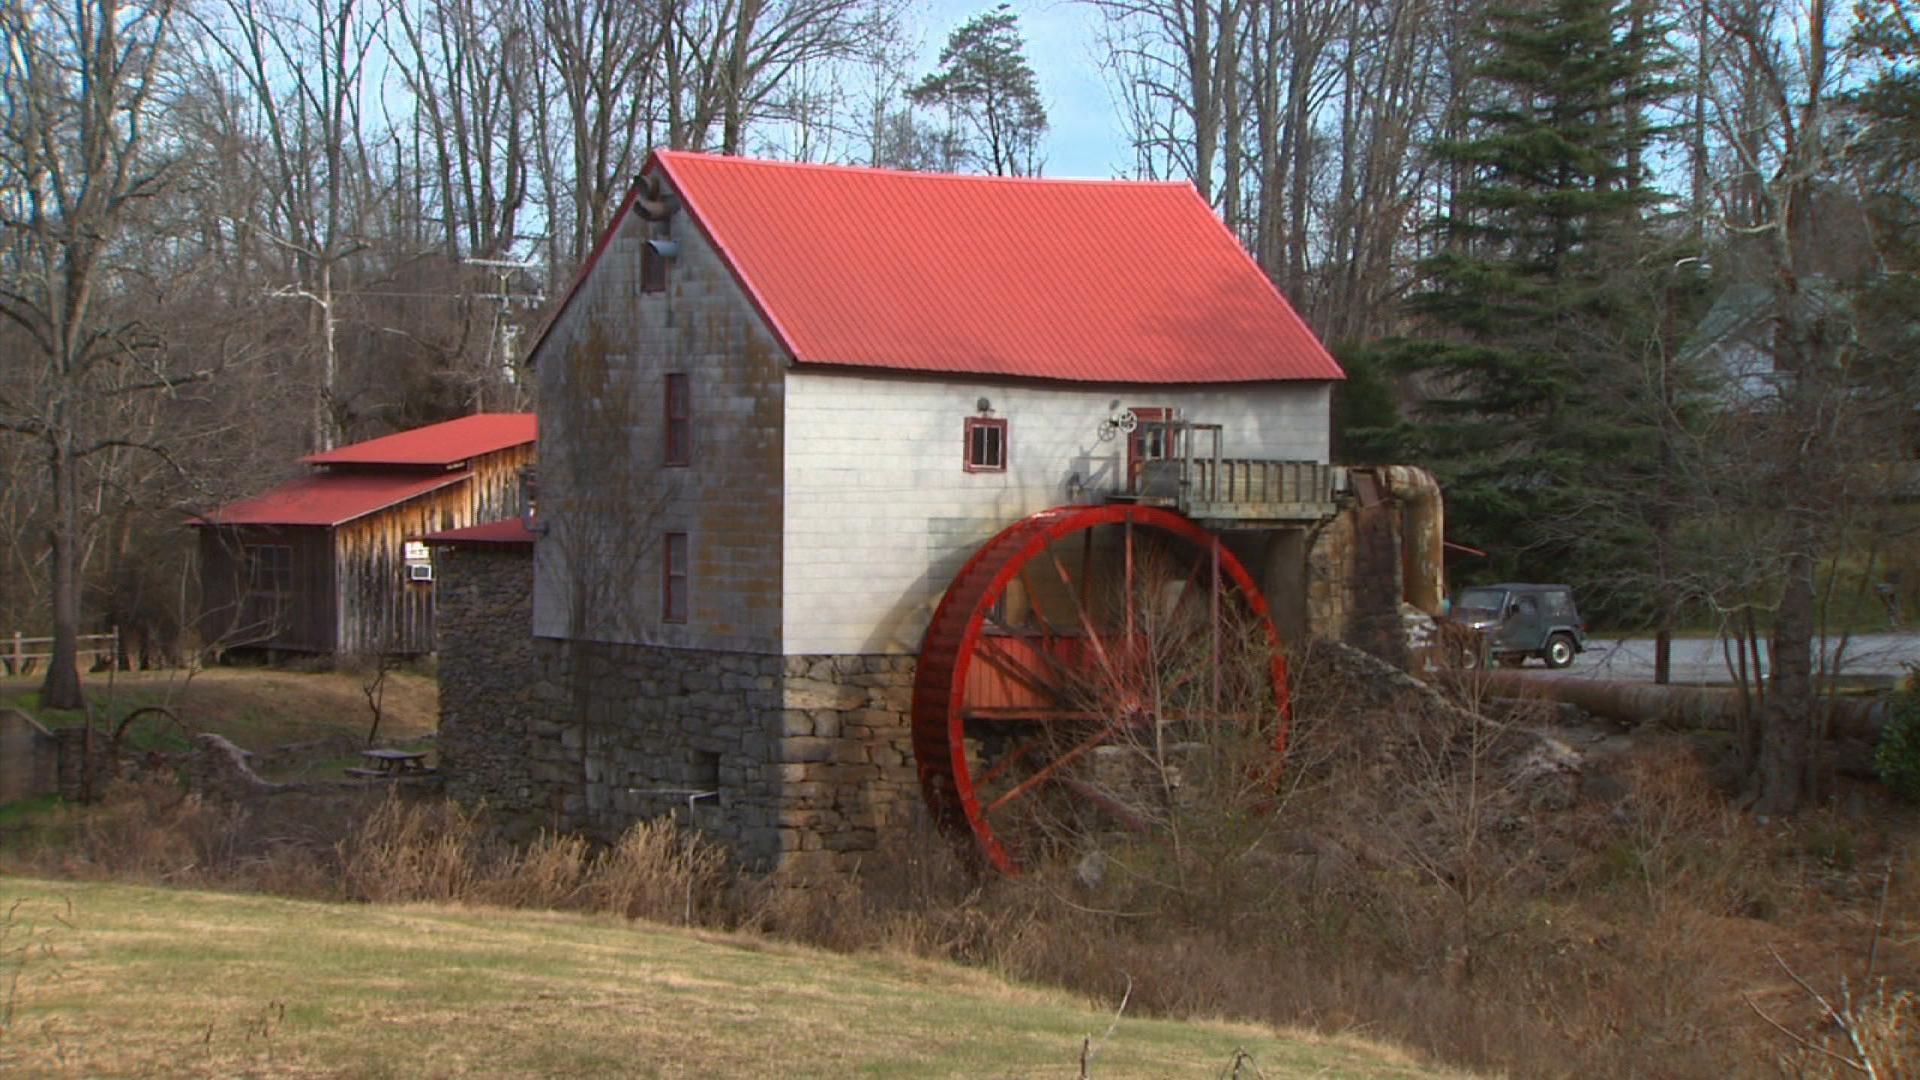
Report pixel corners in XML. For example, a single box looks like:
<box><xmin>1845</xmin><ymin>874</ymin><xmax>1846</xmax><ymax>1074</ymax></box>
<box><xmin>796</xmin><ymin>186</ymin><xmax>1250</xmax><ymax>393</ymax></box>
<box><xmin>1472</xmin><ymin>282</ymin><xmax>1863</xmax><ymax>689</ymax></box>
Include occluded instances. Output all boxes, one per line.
<box><xmin>0</xmin><ymin>665</ymin><xmax>438</xmax><ymax>752</ymax></box>
<box><xmin>2</xmin><ymin>877</ymin><xmax>1443</xmax><ymax>1079</ymax></box>
<box><xmin>4</xmin><ymin>655</ymin><xmax>1917</xmax><ymax>1078</ymax></box>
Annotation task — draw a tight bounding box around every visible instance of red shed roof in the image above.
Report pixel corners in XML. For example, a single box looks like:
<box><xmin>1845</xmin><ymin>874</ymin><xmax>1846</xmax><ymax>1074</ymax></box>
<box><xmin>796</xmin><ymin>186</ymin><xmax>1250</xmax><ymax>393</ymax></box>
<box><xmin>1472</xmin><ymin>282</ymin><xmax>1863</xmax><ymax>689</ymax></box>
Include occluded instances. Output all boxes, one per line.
<box><xmin>303</xmin><ymin>413</ymin><xmax>535</xmax><ymax>467</ymax></box>
<box><xmin>196</xmin><ymin>471</ymin><xmax>472</xmax><ymax>528</ymax></box>
<box><xmin>420</xmin><ymin>518</ymin><xmax>536</xmax><ymax>547</ymax></box>
<box><xmin>534</xmin><ymin>154</ymin><xmax>1342</xmax><ymax>385</ymax></box>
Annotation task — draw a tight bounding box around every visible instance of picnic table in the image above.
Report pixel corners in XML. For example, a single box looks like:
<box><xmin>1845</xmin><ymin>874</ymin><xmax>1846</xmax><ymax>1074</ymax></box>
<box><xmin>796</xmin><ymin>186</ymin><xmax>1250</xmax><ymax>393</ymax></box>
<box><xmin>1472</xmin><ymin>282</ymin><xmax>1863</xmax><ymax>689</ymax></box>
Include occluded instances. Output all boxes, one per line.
<box><xmin>345</xmin><ymin>748</ymin><xmax>434</xmax><ymax>780</ymax></box>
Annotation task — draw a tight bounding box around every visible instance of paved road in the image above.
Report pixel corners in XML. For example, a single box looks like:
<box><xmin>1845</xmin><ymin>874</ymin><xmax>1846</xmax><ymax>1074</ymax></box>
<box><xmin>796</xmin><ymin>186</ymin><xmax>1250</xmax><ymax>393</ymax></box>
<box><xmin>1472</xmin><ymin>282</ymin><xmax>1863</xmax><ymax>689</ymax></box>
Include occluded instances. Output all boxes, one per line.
<box><xmin>1545</xmin><ymin>633</ymin><xmax>1920</xmax><ymax>683</ymax></box>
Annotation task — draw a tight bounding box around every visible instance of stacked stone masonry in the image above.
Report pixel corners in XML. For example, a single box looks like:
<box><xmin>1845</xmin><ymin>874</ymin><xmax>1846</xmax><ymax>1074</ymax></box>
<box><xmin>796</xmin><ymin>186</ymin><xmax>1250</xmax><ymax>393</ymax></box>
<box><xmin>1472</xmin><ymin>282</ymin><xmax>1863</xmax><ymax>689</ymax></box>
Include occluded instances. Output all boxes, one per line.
<box><xmin>438</xmin><ymin>544</ymin><xmax>920</xmax><ymax>872</ymax></box>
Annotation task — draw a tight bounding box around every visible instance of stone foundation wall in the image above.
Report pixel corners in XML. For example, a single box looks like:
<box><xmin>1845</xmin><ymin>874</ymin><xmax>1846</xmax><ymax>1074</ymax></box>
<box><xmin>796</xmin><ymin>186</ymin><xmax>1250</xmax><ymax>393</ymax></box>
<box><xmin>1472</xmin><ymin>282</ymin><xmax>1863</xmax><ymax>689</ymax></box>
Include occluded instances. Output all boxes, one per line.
<box><xmin>435</xmin><ymin>545</ymin><xmax>542</xmax><ymax>817</ymax></box>
<box><xmin>525</xmin><ymin>638</ymin><xmax>786</xmax><ymax>860</ymax></box>
<box><xmin>438</xmin><ymin>544</ymin><xmax>921</xmax><ymax>872</ymax></box>
<box><xmin>1305</xmin><ymin>503</ymin><xmax>1409</xmax><ymax>667</ymax></box>
<box><xmin>773</xmin><ymin>654</ymin><xmax>919</xmax><ymax>875</ymax></box>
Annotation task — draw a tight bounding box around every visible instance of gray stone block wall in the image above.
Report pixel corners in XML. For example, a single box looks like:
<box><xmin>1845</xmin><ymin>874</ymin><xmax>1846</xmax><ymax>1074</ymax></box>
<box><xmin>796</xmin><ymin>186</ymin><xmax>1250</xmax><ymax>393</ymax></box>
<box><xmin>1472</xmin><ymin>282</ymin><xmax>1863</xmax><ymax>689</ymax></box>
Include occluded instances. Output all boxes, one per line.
<box><xmin>772</xmin><ymin>653</ymin><xmax>920</xmax><ymax>876</ymax></box>
<box><xmin>436</xmin><ymin>544</ymin><xmax>541</xmax><ymax>816</ymax></box>
<box><xmin>527</xmin><ymin>636</ymin><xmax>787</xmax><ymax>861</ymax></box>
<box><xmin>440</xmin><ymin>544</ymin><xmax>923</xmax><ymax>872</ymax></box>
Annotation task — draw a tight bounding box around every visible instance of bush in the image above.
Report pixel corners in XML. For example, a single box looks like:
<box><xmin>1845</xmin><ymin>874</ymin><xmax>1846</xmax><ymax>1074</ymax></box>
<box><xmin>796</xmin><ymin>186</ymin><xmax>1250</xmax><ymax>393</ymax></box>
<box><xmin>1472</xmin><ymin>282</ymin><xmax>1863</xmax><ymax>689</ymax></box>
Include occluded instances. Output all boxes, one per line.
<box><xmin>1874</xmin><ymin>676</ymin><xmax>1920</xmax><ymax>801</ymax></box>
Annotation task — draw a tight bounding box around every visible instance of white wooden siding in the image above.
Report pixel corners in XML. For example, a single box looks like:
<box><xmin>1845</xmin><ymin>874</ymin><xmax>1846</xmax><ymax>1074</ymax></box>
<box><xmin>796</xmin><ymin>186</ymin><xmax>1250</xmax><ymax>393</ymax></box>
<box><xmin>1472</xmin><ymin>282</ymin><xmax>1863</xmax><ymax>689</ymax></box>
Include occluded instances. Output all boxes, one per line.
<box><xmin>781</xmin><ymin>373</ymin><xmax>1331</xmax><ymax>655</ymax></box>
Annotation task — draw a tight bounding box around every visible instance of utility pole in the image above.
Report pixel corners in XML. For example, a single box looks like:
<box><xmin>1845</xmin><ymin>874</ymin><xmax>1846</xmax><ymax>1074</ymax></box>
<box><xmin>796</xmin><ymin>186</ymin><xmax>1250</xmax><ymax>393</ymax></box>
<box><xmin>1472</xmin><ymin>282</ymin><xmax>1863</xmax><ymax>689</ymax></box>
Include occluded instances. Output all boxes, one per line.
<box><xmin>465</xmin><ymin>257</ymin><xmax>542</xmax><ymax>408</ymax></box>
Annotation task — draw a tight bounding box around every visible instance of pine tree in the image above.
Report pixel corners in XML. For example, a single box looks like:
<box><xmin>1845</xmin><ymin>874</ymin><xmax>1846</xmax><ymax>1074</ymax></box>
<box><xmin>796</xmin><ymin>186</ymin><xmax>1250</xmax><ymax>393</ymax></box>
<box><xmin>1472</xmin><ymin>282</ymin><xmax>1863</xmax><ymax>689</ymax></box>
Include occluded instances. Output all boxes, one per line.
<box><xmin>1385</xmin><ymin>0</ymin><xmax>1677</xmax><ymax>596</ymax></box>
<box><xmin>909</xmin><ymin>4</ymin><xmax>1049</xmax><ymax>176</ymax></box>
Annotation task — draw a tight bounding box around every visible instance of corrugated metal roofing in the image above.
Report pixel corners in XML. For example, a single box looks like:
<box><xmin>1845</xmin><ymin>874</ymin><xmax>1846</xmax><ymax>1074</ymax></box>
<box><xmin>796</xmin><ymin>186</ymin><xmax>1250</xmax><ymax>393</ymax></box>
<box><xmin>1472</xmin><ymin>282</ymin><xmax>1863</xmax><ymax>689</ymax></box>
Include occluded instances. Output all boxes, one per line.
<box><xmin>420</xmin><ymin>518</ymin><xmax>536</xmax><ymax>546</ymax></box>
<box><xmin>649</xmin><ymin>152</ymin><xmax>1344</xmax><ymax>384</ymax></box>
<box><xmin>302</xmin><ymin>413</ymin><xmax>535</xmax><ymax>467</ymax></box>
<box><xmin>196</xmin><ymin>472</ymin><xmax>473</xmax><ymax>528</ymax></box>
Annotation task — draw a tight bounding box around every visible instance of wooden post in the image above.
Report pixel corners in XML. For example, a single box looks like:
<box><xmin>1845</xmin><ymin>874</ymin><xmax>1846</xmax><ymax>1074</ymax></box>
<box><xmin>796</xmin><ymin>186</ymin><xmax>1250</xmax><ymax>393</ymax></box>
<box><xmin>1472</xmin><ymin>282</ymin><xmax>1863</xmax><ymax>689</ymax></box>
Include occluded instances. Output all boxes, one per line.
<box><xmin>8</xmin><ymin>631</ymin><xmax>19</xmax><ymax>676</ymax></box>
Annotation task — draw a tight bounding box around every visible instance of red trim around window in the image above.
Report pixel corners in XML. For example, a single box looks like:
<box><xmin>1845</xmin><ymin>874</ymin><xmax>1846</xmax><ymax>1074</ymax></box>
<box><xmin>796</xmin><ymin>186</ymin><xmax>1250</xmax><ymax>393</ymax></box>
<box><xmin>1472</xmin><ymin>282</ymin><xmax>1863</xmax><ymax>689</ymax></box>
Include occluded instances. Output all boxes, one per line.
<box><xmin>964</xmin><ymin>416</ymin><xmax>1008</xmax><ymax>473</ymax></box>
<box><xmin>663</xmin><ymin>532</ymin><xmax>689</xmax><ymax>623</ymax></box>
<box><xmin>665</xmin><ymin>373</ymin><xmax>691</xmax><ymax>466</ymax></box>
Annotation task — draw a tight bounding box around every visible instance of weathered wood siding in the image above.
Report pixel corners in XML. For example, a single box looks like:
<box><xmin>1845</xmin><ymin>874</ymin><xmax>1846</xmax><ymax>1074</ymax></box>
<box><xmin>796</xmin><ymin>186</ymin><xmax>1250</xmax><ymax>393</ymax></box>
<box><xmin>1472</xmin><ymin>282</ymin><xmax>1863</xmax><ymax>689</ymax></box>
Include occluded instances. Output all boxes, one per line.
<box><xmin>781</xmin><ymin>373</ymin><xmax>1333</xmax><ymax>655</ymax></box>
<box><xmin>201</xmin><ymin>442</ymin><xmax>533</xmax><ymax>658</ymax></box>
<box><xmin>332</xmin><ymin>446</ymin><xmax>533</xmax><ymax>656</ymax></box>
<box><xmin>197</xmin><ymin>525</ymin><xmax>335</xmax><ymax>653</ymax></box>
<box><xmin>531</xmin><ymin>181</ymin><xmax>784</xmax><ymax>653</ymax></box>
<box><xmin>464</xmin><ymin>443</ymin><xmax>536</xmax><ymax>524</ymax></box>
<box><xmin>333</xmin><ymin>483</ymin><xmax>457</xmax><ymax>654</ymax></box>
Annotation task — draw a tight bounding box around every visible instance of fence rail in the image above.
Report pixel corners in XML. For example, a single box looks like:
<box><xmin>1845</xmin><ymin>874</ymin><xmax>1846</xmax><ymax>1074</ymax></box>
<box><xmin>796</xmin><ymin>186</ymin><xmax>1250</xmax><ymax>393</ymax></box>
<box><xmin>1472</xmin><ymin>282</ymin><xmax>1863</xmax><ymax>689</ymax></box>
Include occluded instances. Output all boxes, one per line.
<box><xmin>4</xmin><ymin>628</ymin><xmax>120</xmax><ymax>677</ymax></box>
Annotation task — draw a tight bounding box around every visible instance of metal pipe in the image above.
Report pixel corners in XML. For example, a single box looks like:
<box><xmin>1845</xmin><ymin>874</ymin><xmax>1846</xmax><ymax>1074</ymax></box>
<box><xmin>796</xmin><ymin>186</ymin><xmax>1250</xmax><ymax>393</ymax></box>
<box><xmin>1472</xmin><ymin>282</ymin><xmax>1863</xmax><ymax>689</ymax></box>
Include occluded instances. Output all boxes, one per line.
<box><xmin>1467</xmin><ymin>671</ymin><xmax>1888</xmax><ymax>739</ymax></box>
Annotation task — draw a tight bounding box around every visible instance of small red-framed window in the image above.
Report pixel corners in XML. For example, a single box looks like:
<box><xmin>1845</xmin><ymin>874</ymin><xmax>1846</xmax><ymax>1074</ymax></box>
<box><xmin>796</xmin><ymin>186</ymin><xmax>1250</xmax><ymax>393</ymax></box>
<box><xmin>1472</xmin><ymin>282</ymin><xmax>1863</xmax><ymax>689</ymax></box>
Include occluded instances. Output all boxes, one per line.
<box><xmin>641</xmin><ymin>242</ymin><xmax>668</xmax><ymax>294</ymax></box>
<box><xmin>665</xmin><ymin>373</ymin><xmax>691</xmax><ymax>466</ymax></box>
<box><xmin>964</xmin><ymin>416</ymin><xmax>1008</xmax><ymax>473</ymax></box>
<box><xmin>662</xmin><ymin>532</ymin><xmax>689</xmax><ymax>623</ymax></box>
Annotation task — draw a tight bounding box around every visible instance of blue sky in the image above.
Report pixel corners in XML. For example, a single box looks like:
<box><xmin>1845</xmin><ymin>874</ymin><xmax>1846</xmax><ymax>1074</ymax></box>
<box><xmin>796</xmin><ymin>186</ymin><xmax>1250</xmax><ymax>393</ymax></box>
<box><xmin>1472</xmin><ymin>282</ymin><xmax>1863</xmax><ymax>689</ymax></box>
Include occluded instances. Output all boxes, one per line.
<box><xmin>912</xmin><ymin>0</ymin><xmax>1132</xmax><ymax>179</ymax></box>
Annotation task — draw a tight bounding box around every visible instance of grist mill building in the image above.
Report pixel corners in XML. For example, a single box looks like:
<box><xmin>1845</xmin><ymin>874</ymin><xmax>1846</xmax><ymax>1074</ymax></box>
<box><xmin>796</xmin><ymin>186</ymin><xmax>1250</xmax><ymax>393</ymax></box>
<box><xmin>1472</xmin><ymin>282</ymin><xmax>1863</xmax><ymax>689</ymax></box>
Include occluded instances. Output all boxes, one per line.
<box><xmin>431</xmin><ymin>152</ymin><xmax>1442</xmax><ymax>874</ymax></box>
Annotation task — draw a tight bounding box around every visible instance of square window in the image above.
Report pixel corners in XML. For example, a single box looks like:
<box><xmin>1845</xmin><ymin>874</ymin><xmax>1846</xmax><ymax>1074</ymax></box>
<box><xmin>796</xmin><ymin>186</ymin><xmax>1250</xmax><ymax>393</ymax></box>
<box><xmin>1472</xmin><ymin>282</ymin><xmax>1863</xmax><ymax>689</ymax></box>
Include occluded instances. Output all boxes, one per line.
<box><xmin>665</xmin><ymin>373</ymin><xmax>691</xmax><ymax>466</ymax></box>
<box><xmin>243</xmin><ymin>544</ymin><xmax>292</xmax><ymax>595</ymax></box>
<box><xmin>964</xmin><ymin>416</ymin><xmax>1007</xmax><ymax>473</ymax></box>
<box><xmin>663</xmin><ymin>532</ymin><xmax>689</xmax><ymax>623</ymax></box>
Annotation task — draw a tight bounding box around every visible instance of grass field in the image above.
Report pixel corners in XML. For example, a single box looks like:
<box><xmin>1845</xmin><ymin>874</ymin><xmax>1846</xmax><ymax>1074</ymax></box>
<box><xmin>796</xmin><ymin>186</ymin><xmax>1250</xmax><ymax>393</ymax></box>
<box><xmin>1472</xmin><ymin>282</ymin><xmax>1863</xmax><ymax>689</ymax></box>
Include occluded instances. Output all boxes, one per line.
<box><xmin>0</xmin><ymin>879</ymin><xmax>1448</xmax><ymax>1079</ymax></box>
<box><xmin>0</xmin><ymin>666</ymin><xmax>439</xmax><ymax>781</ymax></box>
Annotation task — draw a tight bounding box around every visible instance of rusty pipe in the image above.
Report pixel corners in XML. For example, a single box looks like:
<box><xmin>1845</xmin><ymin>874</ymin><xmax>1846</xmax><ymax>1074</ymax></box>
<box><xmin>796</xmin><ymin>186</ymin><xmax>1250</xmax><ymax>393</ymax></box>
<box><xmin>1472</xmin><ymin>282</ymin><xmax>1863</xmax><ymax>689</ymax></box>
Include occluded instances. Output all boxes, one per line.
<box><xmin>1378</xmin><ymin>465</ymin><xmax>1446</xmax><ymax>618</ymax></box>
<box><xmin>1466</xmin><ymin>671</ymin><xmax>1888</xmax><ymax>740</ymax></box>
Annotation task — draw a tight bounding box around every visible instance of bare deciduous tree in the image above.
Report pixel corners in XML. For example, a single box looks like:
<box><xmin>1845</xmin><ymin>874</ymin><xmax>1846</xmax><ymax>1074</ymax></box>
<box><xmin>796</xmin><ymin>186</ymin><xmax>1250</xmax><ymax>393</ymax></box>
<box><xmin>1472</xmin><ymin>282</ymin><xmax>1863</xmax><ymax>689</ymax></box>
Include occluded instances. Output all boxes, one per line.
<box><xmin>189</xmin><ymin>0</ymin><xmax>388</xmax><ymax>451</ymax></box>
<box><xmin>0</xmin><ymin>0</ymin><xmax>197</xmax><ymax>707</ymax></box>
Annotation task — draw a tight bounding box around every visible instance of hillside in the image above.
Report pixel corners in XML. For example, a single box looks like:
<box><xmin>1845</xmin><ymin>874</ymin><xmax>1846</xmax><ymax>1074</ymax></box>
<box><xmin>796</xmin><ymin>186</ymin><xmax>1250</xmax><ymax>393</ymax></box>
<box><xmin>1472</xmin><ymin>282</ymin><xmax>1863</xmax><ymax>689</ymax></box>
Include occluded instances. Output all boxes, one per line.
<box><xmin>0</xmin><ymin>878</ymin><xmax>1450</xmax><ymax>1078</ymax></box>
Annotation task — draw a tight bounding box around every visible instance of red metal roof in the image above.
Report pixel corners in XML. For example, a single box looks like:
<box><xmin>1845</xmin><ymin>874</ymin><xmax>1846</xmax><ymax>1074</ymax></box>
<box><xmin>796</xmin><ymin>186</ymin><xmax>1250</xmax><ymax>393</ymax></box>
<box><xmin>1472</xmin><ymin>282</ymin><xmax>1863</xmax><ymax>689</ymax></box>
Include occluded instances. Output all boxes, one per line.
<box><xmin>420</xmin><ymin>518</ymin><xmax>536</xmax><ymax>547</ymax></box>
<box><xmin>645</xmin><ymin>152</ymin><xmax>1344</xmax><ymax>384</ymax></box>
<box><xmin>196</xmin><ymin>471</ymin><xmax>473</xmax><ymax>528</ymax></box>
<box><xmin>302</xmin><ymin>413</ymin><xmax>535</xmax><ymax>467</ymax></box>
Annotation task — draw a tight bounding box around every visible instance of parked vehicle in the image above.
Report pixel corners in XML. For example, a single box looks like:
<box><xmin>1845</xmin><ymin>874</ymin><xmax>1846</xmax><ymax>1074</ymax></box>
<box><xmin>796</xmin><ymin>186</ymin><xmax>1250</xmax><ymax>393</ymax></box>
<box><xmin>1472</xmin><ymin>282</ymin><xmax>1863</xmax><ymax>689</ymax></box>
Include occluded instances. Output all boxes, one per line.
<box><xmin>1449</xmin><ymin>583</ymin><xmax>1589</xmax><ymax>668</ymax></box>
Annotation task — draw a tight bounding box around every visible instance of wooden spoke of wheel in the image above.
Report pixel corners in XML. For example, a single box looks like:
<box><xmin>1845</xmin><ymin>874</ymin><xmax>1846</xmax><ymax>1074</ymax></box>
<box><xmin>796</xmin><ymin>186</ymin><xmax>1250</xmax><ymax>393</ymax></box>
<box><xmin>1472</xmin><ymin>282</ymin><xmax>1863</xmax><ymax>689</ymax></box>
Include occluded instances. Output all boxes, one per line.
<box><xmin>911</xmin><ymin>505</ymin><xmax>1291</xmax><ymax>875</ymax></box>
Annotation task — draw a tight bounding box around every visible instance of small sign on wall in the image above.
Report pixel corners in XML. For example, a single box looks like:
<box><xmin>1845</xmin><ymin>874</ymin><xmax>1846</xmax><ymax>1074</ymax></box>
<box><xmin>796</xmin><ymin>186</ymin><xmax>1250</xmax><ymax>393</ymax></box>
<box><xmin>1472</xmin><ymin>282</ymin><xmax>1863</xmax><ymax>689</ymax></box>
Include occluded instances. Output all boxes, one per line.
<box><xmin>404</xmin><ymin>541</ymin><xmax>433</xmax><ymax>583</ymax></box>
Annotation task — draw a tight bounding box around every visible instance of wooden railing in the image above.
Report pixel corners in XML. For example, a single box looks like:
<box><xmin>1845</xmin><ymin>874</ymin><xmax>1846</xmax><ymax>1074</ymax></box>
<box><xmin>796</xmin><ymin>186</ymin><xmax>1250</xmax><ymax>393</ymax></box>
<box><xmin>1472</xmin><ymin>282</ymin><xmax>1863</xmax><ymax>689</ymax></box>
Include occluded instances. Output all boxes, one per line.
<box><xmin>1139</xmin><ymin>458</ymin><xmax>1335</xmax><ymax>521</ymax></box>
<box><xmin>3</xmin><ymin>628</ymin><xmax>120</xmax><ymax>676</ymax></box>
<box><xmin>1128</xmin><ymin>418</ymin><xmax>1337</xmax><ymax>523</ymax></box>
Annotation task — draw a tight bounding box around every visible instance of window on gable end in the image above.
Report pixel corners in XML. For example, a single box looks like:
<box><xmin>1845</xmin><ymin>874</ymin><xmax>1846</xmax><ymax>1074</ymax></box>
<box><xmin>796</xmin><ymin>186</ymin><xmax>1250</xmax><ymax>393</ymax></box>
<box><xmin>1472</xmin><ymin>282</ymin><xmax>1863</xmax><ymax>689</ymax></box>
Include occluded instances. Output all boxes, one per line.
<box><xmin>665</xmin><ymin>373</ymin><xmax>691</xmax><ymax>466</ymax></box>
<box><xmin>964</xmin><ymin>416</ymin><xmax>1008</xmax><ymax>473</ymax></box>
<box><xmin>641</xmin><ymin>240</ymin><xmax>668</xmax><ymax>294</ymax></box>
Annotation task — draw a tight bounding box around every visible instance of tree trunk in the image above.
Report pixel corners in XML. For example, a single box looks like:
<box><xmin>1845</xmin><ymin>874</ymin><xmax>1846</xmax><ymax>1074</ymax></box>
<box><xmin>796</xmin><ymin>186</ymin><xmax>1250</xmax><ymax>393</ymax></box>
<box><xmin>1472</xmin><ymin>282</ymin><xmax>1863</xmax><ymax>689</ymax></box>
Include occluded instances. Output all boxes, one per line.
<box><xmin>41</xmin><ymin>432</ymin><xmax>85</xmax><ymax>709</ymax></box>
<box><xmin>1757</xmin><ymin>547</ymin><xmax>1816</xmax><ymax>813</ymax></box>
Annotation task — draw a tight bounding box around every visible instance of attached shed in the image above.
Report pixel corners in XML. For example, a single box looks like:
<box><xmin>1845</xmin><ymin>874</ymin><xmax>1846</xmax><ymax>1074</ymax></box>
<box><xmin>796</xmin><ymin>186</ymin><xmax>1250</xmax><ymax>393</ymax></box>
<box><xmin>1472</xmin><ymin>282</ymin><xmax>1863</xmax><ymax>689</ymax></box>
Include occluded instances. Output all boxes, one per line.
<box><xmin>195</xmin><ymin>413</ymin><xmax>535</xmax><ymax>657</ymax></box>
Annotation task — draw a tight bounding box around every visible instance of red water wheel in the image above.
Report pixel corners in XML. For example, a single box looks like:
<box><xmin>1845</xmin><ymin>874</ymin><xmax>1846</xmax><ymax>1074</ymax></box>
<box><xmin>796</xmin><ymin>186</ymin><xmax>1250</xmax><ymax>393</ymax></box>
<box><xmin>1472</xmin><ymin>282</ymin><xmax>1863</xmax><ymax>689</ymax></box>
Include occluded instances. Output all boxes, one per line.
<box><xmin>912</xmin><ymin>505</ymin><xmax>1290</xmax><ymax>874</ymax></box>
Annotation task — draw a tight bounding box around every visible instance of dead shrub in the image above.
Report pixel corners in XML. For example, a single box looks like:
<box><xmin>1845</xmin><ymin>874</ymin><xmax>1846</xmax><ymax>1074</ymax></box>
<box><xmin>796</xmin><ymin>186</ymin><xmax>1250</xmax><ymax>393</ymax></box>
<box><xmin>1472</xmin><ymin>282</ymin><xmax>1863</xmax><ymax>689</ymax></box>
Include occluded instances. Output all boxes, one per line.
<box><xmin>338</xmin><ymin>796</ymin><xmax>485</xmax><ymax>904</ymax></box>
<box><xmin>1575</xmin><ymin>751</ymin><xmax>1773</xmax><ymax>918</ymax></box>
<box><xmin>584</xmin><ymin>817</ymin><xmax>733</xmax><ymax>925</ymax></box>
<box><xmin>474</xmin><ymin>831</ymin><xmax>593</xmax><ymax>910</ymax></box>
<box><xmin>15</xmin><ymin>778</ymin><xmax>247</xmax><ymax>886</ymax></box>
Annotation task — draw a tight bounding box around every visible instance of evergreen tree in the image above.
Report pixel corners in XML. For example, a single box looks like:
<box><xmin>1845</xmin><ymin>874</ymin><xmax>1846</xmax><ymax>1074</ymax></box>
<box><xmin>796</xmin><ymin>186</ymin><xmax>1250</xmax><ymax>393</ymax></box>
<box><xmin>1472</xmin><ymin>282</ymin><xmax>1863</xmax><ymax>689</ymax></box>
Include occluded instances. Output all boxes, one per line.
<box><xmin>909</xmin><ymin>5</ymin><xmax>1049</xmax><ymax>176</ymax></box>
<box><xmin>1382</xmin><ymin>0</ymin><xmax>1679</xmax><ymax>605</ymax></box>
